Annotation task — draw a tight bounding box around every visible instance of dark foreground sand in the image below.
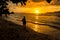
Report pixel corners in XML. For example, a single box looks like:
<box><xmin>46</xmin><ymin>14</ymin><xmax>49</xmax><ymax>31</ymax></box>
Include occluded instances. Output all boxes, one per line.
<box><xmin>0</xmin><ymin>16</ymin><xmax>58</xmax><ymax>40</ymax></box>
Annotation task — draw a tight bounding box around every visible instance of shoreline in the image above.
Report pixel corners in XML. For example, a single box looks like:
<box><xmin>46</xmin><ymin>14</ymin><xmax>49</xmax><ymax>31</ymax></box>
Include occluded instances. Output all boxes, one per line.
<box><xmin>0</xmin><ymin>16</ymin><xmax>54</xmax><ymax>40</ymax></box>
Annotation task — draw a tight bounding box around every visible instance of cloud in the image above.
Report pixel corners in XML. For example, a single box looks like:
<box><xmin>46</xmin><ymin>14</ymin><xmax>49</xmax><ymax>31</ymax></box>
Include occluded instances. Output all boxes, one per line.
<box><xmin>7</xmin><ymin>0</ymin><xmax>60</xmax><ymax>13</ymax></box>
<box><xmin>31</xmin><ymin>0</ymin><xmax>60</xmax><ymax>5</ymax></box>
<box><xmin>32</xmin><ymin>0</ymin><xmax>44</xmax><ymax>2</ymax></box>
<box><xmin>50</xmin><ymin>0</ymin><xmax>60</xmax><ymax>5</ymax></box>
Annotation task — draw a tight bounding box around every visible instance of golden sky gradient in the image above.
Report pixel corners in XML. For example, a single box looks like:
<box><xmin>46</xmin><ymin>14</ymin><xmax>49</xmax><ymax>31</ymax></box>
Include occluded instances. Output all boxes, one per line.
<box><xmin>7</xmin><ymin>0</ymin><xmax>60</xmax><ymax>14</ymax></box>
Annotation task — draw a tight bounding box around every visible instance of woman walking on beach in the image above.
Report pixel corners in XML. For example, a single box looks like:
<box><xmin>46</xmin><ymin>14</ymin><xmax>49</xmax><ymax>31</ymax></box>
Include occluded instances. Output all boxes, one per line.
<box><xmin>22</xmin><ymin>16</ymin><xmax>26</xmax><ymax>30</ymax></box>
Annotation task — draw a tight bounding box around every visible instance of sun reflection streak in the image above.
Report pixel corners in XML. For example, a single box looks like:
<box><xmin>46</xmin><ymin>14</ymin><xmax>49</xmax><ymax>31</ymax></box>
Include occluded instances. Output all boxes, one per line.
<box><xmin>36</xmin><ymin>16</ymin><xmax>38</xmax><ymax>19</ymax></box>
<box><xmin>34</xmin><ymin>15</ymin><xmax>39</xmax><ymax>32</ymax></box>
<box><xmin>35</xmin><ymin>15</ymin><xmax>39</xmax><ymax>23</ymax></box>
<box><xmin>34</xmin><ymin>25</ymin><xmax>38</xmax><ymax>32</ymax></box>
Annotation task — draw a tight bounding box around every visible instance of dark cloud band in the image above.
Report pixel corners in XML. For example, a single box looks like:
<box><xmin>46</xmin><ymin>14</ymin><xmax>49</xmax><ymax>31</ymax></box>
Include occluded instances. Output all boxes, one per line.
<box><xmin>32</xmin><ymin>0</ymin><xmax>43</xmax><ymax>2</ymax></box>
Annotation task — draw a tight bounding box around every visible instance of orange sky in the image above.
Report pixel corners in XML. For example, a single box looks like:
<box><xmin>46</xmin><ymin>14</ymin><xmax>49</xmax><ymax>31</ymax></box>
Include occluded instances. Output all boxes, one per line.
<box><xmin>7</xmin><ymin>0</ymin><xmax>60</xmax><ymax>14</ymax></box>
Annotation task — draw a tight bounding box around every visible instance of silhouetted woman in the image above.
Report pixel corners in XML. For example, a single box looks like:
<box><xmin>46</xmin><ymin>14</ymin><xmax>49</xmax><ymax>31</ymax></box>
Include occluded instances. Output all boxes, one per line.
<box><xmin>22</xmin><ymin>16</ymin><xmax>26</xmax><ymax>30</ymax></box>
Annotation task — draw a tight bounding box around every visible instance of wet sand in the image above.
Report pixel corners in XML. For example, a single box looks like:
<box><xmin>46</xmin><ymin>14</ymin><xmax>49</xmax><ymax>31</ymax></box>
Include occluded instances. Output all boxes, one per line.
<box><xmin>2</xmin><ymin>13</ymin><xmax>60</xmax><ymax>40</ymax></box>
<box><xmin>0</xmin><ymin>16</ymin><xmax>55</xmax><ymax>40</ymax></box>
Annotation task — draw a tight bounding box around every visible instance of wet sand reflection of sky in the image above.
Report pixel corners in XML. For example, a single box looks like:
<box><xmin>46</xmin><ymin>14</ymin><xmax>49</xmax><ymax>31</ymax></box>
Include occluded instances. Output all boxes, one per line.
<box><xmin>27</xmin><ymin>15</ymin><xmax>58</xmax><ymax>35</ymax></box>
<box><xmin>27</xmin><ymin>22</ymin><xmax>58</xmax><ymax>35</ymax></box>
<box><xmin>4</xmin><ymin>13</ymin><xmax>60</xmax><ymax>35</ymax></box>
<box><xmin>4</xmin><ymin>13</ymin><xmax>60</xmax><ymax>36</ymax></box>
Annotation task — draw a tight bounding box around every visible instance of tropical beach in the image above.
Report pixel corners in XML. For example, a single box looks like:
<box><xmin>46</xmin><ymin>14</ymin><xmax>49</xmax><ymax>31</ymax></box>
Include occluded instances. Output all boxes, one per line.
<box><xmin>0</xmin><ymin>13</ymin><xmax>59</xmax><ymax>40</ymax></box>
<box><xmin>0</xmin><ymin>0</ymin><xmax>60</xmax><ymax>40</ymax></box>
<box><xmin>1</xmin><ymin>11</ymin><xmax>60</xmax><ymax>40</ymax></box>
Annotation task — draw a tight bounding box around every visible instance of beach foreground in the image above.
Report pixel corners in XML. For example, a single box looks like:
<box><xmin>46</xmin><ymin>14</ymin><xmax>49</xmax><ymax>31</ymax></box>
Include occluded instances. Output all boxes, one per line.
<box><xmin>0</xmin><ymin>16</ymin><xmax>58</xmax><ymax>40</ymax></box>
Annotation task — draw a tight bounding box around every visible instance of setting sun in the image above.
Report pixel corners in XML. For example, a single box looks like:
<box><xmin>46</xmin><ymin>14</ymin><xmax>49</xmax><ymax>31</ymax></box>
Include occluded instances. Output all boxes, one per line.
<box><xmin>35</xmin><ymin>9</ymin><xmax>39</xmax><ymax>14</ymax></box>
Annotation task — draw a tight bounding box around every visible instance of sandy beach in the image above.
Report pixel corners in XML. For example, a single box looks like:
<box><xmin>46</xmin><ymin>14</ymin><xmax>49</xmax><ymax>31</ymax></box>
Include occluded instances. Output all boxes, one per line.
<box><xmin>0</xmin><ymin>16</ymin><xmax>57</xmax><ymax>40</ymax></box>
